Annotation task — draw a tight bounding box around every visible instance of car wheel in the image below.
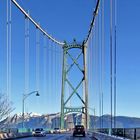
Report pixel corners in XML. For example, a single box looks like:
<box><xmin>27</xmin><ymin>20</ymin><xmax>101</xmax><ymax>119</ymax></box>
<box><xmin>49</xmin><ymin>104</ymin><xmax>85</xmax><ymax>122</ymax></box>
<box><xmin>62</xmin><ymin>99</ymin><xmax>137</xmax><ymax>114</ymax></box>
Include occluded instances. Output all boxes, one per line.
<box><xmin>83</xmin><ymin>133</ymin><xmax>85</xmax><ymax>137</ymax></box>
<box><xmin>73</xmin><ymin>133</ymin><xmax>75</xmax><ymax>137</ymax></box>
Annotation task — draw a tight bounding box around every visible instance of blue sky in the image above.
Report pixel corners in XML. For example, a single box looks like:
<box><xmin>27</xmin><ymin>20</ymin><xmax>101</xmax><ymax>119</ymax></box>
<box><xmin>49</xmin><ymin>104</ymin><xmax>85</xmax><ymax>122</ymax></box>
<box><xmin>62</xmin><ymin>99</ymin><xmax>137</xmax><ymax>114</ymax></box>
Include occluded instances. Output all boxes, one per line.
<box><xmin>0</xmin><ymin>0</ymin><xmax>140</xmax><ymax>118</ymax></box>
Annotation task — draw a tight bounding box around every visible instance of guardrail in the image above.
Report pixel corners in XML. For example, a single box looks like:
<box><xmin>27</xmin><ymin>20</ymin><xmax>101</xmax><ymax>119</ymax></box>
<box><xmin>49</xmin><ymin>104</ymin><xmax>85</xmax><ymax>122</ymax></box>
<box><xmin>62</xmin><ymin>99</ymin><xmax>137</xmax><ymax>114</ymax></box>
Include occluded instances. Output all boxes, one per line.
<box><xmin>90</xmin><ymin>128</ymin><xmax>140</xmax><ymax>140</ymax></box>
<box><xmin>0</xmin><ymin>128</ymin><xmax>32</xmax><ymax>139</ymax></box>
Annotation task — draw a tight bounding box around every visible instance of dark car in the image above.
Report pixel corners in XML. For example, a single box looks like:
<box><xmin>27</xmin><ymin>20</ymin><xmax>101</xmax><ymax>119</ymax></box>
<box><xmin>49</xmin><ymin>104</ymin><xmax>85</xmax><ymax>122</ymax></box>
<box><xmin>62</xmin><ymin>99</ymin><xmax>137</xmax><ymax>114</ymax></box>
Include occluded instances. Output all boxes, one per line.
<box><xmin>32</xmin><ymin>128</ymin><xmax>46</xmax><ymax>136</ymax></box>
<box><xmin>73</xmin><ymin>125</ymin><xmax>85</xmax><ymax>137</ymax></box>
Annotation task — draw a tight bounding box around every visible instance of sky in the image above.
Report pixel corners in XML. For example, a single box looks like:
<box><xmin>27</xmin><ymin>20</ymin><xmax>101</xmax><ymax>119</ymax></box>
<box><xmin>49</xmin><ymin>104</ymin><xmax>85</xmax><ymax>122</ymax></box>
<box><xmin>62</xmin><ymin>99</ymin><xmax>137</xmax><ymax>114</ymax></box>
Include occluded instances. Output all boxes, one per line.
<box><xmin>0</xmin><ymin>0</ymin><xmax>140</xmax><ymax>118</ymax></box>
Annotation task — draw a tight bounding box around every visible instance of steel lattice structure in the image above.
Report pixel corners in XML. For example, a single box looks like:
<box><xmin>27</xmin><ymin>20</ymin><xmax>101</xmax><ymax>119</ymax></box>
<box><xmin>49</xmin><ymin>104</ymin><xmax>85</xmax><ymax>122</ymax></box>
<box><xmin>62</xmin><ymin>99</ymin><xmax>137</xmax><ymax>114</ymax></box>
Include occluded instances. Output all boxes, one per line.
<box><xmin>60</xmin><ymin>40</ymin><xmax>89</xmax><ymax>129</ymax></box>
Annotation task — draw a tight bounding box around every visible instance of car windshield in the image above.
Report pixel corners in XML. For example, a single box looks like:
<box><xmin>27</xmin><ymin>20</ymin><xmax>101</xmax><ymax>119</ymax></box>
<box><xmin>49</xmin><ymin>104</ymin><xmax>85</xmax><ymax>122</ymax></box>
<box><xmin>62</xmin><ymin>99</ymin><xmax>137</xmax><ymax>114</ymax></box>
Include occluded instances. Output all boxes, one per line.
<box><xmin>35</xmin><ymin>128</ymin><xmax>43</xmax><ymax>131</ymax></box>
<box><xmin>75</xmin><ymin>125</ymin><xmax>84</xmax><ymax>129</ymax></box>
<box><xmin>54</xmin><ymin>128</ymin><xmax>59</xmax><ymax>130</ymax></box>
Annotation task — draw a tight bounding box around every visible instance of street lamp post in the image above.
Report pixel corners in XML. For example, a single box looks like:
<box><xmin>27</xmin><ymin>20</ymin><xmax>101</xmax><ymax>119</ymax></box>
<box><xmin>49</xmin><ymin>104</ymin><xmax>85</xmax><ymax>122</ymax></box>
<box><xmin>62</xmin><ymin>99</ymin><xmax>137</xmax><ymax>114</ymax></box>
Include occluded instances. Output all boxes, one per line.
<box><xmin>22</xmin><ymin>91</ymin><xmax>40</xmax><ymax>128</ymax></box>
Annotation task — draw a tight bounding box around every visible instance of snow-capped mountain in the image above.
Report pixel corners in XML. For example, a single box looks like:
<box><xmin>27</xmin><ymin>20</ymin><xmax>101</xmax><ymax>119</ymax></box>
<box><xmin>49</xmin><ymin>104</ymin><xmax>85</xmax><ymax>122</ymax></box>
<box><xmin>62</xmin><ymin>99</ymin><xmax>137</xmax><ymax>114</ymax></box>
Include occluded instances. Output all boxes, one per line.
<box><xmin>1</xmin><ymin>113</ymin><xmax>140</xmax><ymax>129</ymax></box>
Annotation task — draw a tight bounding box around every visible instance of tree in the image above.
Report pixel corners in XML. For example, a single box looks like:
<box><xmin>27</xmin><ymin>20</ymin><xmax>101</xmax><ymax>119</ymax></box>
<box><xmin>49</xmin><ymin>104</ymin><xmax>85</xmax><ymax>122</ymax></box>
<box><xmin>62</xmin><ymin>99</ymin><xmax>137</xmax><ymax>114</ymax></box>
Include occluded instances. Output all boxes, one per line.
<box><xmin>0</xmin><ymin>93</ymin><xmax>13</xmax><ymax>122</ymax></box>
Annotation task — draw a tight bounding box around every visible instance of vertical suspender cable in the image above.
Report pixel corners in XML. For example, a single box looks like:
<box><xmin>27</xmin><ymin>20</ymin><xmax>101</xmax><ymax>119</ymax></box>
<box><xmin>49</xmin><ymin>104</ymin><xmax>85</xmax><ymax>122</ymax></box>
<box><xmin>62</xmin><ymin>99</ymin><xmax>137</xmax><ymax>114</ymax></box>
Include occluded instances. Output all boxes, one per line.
<box><xmin>43</xmin><ymin>35</ymin><xmax>47</xmax><ymax>106</ymax></box>
<box><xmin>89</xmin><ymin>35</ymin><xmax>91</xmax><ymax>108</ymax></box>
<box><xmin>6</xmin><ymin>0</ymin><xmax>12</xmax><ymax>111</ymax></box>
<box><xmin>87</xmin><ymin>33</ymin><xmax>91</xmax><ymax>125</ymax></box>
<box><xmin>36</xmin><ymin>28</ymin><xmax>40</xmax><ymax>91</ymax></box>
<box><xmin>51</xmin><ymin>41</ymin><xmax>54</xmax><ymax>103</ymax></box>
<box><xmin>6</xmin><ymin>0</ymin><xmax>12</xmax><ymax>123</ymax></box>
<box><xmin>6</xmin><ymin>0</ymin><xmax>12</xmax><ymax>125</ymax></box>
<box><xmin>100</xmin><ymin>2</ymin><xmax>102</xmax><ymax>129</ymax></box>
<box><xmin>110</xmin><ymin>0</ymin><xmax>113</xmax><ymax>132</ymax></box>
<box><xmin>59</xmin><ymin>47</ymin><xmax>63</xmax><ymax>107</ymax></box>
<box><xmin>114</xmin><ymin>0</ymin><xmax>117</xmax><ymax>129</ymax></box>
<box><xmin>25</xmin><ymin>14</ymin><xmax>29</xmax><ymax>96</ymax></box>
<box><xmin>49</xmin><ymin>40</ymin><xmax>53</xmax><ymax>107</ymax></box>
<box><xmin>53</xmin><ymin>41</ymin><xmax>56</xmax><ymax>107</ymax></box>
<box><xmin>9</xmin><ymin>0</ymin><xmax>12</xmax><ymax>100</ymax></box>
<box><xmin>54</xmin><ymin>43</ymin><xmax>57</xmax><ymax>104</ymax></box>
<box><xmin>95</xmin><ymin>12</ymin><xmax>99</xmax><ymax>128</ymax></box>
<box><xmin>100</xmin><ymin>0</ymin><xmax>104</xmax><ymax>128</ymax></box>
<box><xmin>56</xmin><ymin>44</ymin><xmax>59</xmax><ymax>105</ymax></box>
<box><xmin>94</xmin><ymin>16</ymin><xmax>98</xmax><ymax>125</ymax></box>
<box><xmin>48</xmin><ymin>39</ymin><xmax>50</xmax><ymax>108</ymax></box>
<box><xmin>97</xmin><ymin>10</ymin><xmax>101</xmax><ymax>129</ymax></box>
<box><xmin>48</xmin><ymin>40</ymin><xmax>52</xmax><ymax>106</ymax></box>
<box><xmin>100</xmin><ymin>0</ymin><xmax>102</xmax><ymax>128</ymax></box>
<box><xmin>90</xmin><ymin>30</ymin><xmax>94</xmax><ymax>117</ymax></box>
<box><xmin>43</xmin><ymin>35</ymin><xmax>47</xmax><ymax>107</ymax></box>
<box><xmin>101</xmin><ymin>0</ymin><xmax>105</xmax><ymax>129</ymax></box>
<box><xmin>6</xmin><ymin>0</ymin><xmax>9</xmax><ymax>100</ymax></box>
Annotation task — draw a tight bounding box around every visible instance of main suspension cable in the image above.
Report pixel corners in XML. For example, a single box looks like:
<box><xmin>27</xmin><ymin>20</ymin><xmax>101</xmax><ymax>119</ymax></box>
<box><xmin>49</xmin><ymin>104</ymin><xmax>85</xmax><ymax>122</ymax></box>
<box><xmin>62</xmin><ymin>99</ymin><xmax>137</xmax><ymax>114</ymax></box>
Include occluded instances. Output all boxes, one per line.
<box><xmin>84</xmin><ymin>0</ymin><xmax>100</xmax><ymax>45</ymax></box>
<box><xmin>11</xmin><ymin>0</ymin><xmax>64</xmax><ymax>46</ymax></box>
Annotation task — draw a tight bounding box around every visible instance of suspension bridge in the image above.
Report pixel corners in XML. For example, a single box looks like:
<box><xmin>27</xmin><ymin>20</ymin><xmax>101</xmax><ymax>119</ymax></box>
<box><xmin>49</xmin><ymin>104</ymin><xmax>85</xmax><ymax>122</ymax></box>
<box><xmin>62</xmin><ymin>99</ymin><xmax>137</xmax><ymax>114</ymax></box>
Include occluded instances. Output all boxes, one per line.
<box><xmin>1</xmin><ymin>0</ymin><xmax>140</xmax><ymax>139</ymax></box>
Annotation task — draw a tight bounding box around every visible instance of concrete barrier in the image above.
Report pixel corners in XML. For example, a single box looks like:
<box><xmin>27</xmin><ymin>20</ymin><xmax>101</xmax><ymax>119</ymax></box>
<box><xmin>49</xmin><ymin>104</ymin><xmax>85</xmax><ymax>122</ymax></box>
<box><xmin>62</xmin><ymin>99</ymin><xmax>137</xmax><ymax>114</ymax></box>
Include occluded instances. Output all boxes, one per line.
<box><xmin>88</xmin><ymin>131</ymin><xmax>131</xmax><ymax>140</ymax></box>
<box><xmin>0</xmin><ymin>132</ymin><xmax>32</xmax><ymax>140</ymax></box>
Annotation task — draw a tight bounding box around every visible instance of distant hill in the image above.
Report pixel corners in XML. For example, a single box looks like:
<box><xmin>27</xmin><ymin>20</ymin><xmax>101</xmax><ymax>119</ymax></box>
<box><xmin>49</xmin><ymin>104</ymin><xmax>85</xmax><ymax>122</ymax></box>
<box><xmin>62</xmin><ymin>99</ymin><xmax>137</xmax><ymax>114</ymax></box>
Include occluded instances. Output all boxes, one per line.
<box><xmin>1</xmin><ymin>113</ymin><xmax>140</xmax><ymax>129</ymax></box>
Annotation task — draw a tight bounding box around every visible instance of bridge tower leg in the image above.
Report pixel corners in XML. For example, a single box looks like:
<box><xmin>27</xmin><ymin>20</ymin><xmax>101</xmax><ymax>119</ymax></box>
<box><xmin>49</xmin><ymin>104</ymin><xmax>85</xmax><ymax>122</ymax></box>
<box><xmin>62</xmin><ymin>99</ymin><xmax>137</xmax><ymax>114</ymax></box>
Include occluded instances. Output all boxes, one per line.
<box><xmin>60</xmin><ymin>40</ymin><xmax>89</xmax><ymax>129</ymax></box>
<box><xmin>60</xmin><ymin>43</ymin><xmax>67</xmax><ymax>129</ymax></box>
<box><xmin>83</xmin><ymin>44</ymin><xmax>89</xmax><ymax>129</ymax></box>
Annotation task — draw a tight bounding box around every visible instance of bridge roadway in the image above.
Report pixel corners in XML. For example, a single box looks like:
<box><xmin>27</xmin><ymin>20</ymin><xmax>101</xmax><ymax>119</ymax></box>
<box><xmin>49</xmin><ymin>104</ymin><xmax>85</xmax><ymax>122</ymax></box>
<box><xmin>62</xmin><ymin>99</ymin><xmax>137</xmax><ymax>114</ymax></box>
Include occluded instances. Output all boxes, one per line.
<box><xmin>15</xmin><ymin>133</ymin><xmax>97</xmax><ymax>140</ymax></box>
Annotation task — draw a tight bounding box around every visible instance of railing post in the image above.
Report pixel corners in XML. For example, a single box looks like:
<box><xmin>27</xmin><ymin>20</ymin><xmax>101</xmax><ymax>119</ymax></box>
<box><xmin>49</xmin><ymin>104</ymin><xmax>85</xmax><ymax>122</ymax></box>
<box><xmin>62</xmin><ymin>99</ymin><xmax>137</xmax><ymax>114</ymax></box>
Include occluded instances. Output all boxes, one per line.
<box><xmin>134</xmin><ymin>128</ymin><xmax>136</xmax><ymax>140</ymax></box>
<box><xmin>123</xmin><ymin>128</ymin><xmax>125</xmax><ymax>139</ymax></box>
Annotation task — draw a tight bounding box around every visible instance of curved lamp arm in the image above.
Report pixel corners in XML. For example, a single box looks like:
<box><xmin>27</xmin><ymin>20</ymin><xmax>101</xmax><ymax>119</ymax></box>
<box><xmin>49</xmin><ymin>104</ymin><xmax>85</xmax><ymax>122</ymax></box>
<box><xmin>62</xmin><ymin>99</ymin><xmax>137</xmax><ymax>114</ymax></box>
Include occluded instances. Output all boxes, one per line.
<box><xmin>23</xmin><ymin>91</ymin><xmax>39</xmax><ymax>100</ymax></box>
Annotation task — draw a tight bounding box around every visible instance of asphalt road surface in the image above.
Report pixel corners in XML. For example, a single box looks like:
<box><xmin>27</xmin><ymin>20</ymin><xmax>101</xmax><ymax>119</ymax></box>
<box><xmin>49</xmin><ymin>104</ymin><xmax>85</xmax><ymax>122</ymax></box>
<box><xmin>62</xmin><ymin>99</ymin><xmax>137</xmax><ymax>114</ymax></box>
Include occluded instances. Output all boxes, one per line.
<box><xmin>16</xmin><ymin>133</ymin><xmax>97</xmax><ymax>140</ymax></box>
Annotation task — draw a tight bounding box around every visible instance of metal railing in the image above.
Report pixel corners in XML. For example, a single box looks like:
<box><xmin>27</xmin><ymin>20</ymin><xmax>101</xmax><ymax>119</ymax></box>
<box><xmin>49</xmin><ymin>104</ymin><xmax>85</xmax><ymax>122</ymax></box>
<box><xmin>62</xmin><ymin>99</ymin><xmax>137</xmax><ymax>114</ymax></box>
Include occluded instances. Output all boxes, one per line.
<box><xmin>96</xmin><ymin>128</ymin><xmax>140</xmax><ymax>140</ymax></box>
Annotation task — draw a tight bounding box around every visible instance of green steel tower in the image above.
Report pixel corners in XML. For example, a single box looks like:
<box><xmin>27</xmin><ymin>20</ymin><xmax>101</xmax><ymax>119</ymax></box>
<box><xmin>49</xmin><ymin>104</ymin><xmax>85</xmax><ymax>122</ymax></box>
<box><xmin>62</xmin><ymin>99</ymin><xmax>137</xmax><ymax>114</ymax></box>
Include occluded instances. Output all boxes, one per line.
<box><xmin>60</xmin><ymin>40</ymin><xmax>88</xmax><ymax>129</ymax></box>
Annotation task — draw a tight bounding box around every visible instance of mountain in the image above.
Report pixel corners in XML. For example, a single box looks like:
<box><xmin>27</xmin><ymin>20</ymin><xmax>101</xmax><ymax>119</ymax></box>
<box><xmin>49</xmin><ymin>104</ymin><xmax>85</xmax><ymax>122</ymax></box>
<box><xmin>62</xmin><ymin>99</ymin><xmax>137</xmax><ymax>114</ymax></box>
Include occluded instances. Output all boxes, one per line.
<box><xmin>0</xmin><ymin>113</ymin><xmax>140</xmax><ymax>129</ymax></box>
